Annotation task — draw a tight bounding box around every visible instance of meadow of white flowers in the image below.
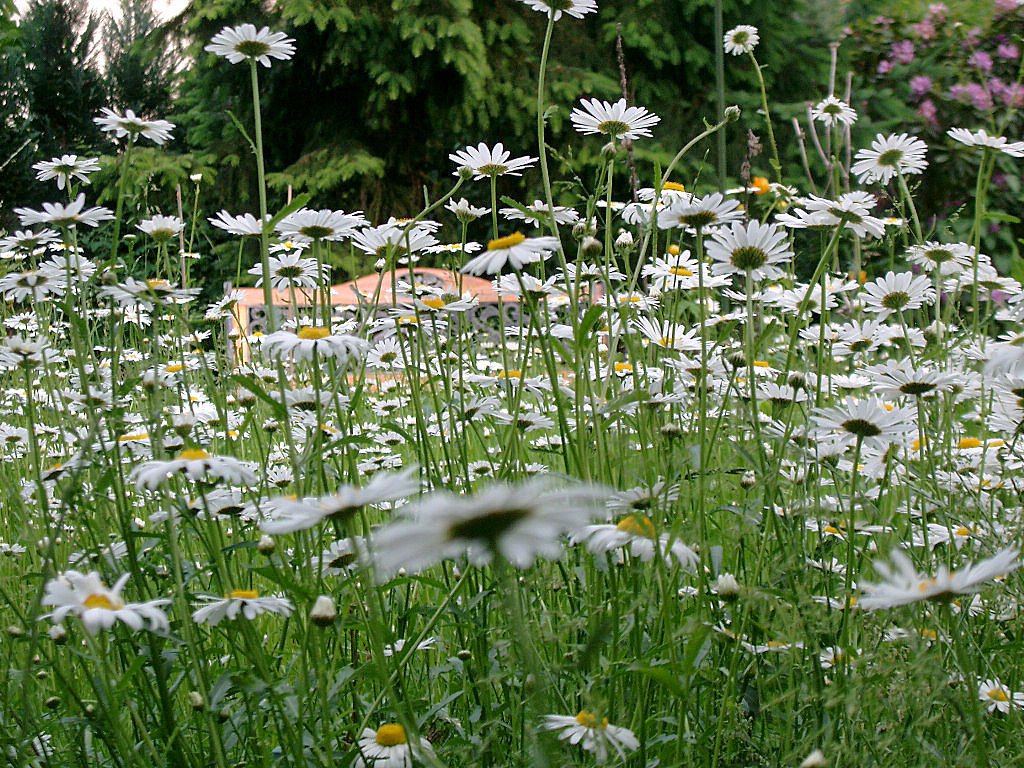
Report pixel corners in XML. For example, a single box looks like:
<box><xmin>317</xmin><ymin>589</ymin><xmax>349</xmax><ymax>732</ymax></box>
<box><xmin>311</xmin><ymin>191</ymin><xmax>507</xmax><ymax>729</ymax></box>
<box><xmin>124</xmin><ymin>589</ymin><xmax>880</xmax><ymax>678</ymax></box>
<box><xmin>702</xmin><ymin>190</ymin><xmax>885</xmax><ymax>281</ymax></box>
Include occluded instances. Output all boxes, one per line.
<box><xmin>2</xmin><ymin>2</ymin><xmax>1024</xmax><ymax>767</ymax></box>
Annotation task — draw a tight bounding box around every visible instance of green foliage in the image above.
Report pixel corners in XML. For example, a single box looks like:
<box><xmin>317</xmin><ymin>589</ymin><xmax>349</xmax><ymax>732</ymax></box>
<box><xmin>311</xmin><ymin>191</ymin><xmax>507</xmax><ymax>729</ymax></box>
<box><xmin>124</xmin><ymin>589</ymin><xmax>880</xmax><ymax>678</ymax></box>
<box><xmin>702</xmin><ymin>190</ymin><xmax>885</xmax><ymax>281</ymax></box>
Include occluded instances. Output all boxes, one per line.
<box><xmin>101</xmin><ymin>0</ymin><xmax>179</xmax><ymax>119</ymax></box>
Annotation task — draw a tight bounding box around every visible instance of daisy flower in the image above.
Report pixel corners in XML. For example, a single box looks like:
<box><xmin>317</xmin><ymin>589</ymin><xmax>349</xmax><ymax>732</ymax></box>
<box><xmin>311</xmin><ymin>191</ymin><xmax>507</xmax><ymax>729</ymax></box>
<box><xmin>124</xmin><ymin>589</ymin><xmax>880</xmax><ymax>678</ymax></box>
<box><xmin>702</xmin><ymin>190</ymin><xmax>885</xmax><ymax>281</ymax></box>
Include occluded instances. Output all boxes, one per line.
<box><xmin>705</xmin><ymin>220</ymin><xmax>794</xmax><ymax>281</ymax></box>
<box><xmin>852</xmin><ymin>133</ymin><xmax>929</xmax><ymax>184</ymax></box>
<box><xmin>802</xmin><ymin>192</ymin><xmax>885</xmax><ymax>238</ymax></box>
<box><xmin>659</xmin><ymin>192</ymin><xmax>742</xmax><ymax>231</ymax></box>
<box><xmin>947</xmin><ymin>127</ymin><xmax>1024</xmax><ymax>157</ymax></box>
<box><xmin>723</xmin><ymin>25</ymin><xmax>759</xmax><ymax>55</ymax></box>
<box><xmin>137</xmin><ymin>214</ymin><xmax>184</xmax><ymax>243</ymax></box>
<box><xmin>204</xmin><ymin>24</ymin><xmax>296</xmax><ymax>67</ymax></box>
<box><xmin>448</xmin><ymin>142</ymin><xmax>537</xmax><ymax>179</ymax></box>
<box><xmin>94</xmin><ymin>107</ymin><xmax>175</xmax><ymax>145</ymax></box>
<box><xmin>811</xmin><ymin>397</ymin><xmax>915</xmax><ymax>451</ymax></box>
<box><xmin>461</xmin><ymin>232</ymin><xmax>561</xmax><ymax>275</ymax></box>
<box><xmin>354</xmin><ymin>724</ymin><xmax>435</xmax><ymax>768</ymax></box>
<box><xmin>41</xmin><ymin>571</ymin><xmax>170</xmax><ymax>636</ymax></box>
<box><xmin>864</xmin><ymin>360</ymin><xmax>960</xmax><ymax>399</ymax></box>
<box><xmin>905</xmin><ymin>241</ymin><xmax>975</xmax><ymax>275</ymax></box>
<box><xmin>445</xmin><ymin>197</ymin><xmax>490</xmax><ymax>222</ymax></box>
<box><xmin>860</xmin><ymin>270</ymin><xmax>935</xmax><ymax>318</ymax></box>
<box><xmin>979</xmin><ymin>678</ymin><xmax>1024</xmax><ymax>713</ymax></box>
<box><xmin>191</xmin><ymin>590</ymin><xmax>295</xmax><ymax>626</ymax></box>
<box><xmin>14</xmin><ymin>194</ymin><xmax>114</xmax><ymax>228</ymax></box>
<box><xmin>500</xmin><ymin>199</ymin><xmax>580</xmax><ymax>226</ymax></box>
<box><xmin>541</xmin><ymin>710</ymin><xmax>640</xmax><ymax>762</ymax></box>
<box><xmin>248</xmin><ymin>252</ymin><xmax>326</xmax><ymax>290</ymax></box>
<box><xmin>131</xmin><ymin>448</ymin><xmax>257</xmax><ymax>490</ymax></box>
<box><xmin>369</xmin><ymin>478</ymin><xmax>611</xmax><ymax>578</ymax></box>
<box><xmin>518</xmin><ymin>0</ymin><xmax>598</xmax><ymax>21</ymax></box>
<box><xmin>260</xmin><ymin>326</ymin><xmax>368</xmax><ymax>363</ymax></box>
<box><xmin>570</xmin><ymin>97</ymin><xmax>661</xmax><ymax>140</ymax></box>
<box><xmin>571</xmin><ymin>514</ymin><xmax>700</xmax><ymax>570</ymax></box>
<box><xmin>276</xmin><ymin>208</ymin><xmax>367</xmax><ymax>241</ymax></box>
<box><xmin>32</xmin><ymin>155</ymin><xmax>101</xmax><ymax>190</ymax></box>
<box><xmin>858</xmin><ymin>547</ymin><xmax>1019</xmax><ymax>609</ymax></box>
<box><xmin>811</xmin><ymin>95</ymin><xmax>858</xmax><ymax>127</ymax></box>
<box><xmin>208</xmin><ymin>210</ymin><xmax>266</xmax><ymax>236</ymax></box>
<box><xmin>261</xmin><ymin>468</ymin><xmax>420</xmax><ymax>534</ymax></box>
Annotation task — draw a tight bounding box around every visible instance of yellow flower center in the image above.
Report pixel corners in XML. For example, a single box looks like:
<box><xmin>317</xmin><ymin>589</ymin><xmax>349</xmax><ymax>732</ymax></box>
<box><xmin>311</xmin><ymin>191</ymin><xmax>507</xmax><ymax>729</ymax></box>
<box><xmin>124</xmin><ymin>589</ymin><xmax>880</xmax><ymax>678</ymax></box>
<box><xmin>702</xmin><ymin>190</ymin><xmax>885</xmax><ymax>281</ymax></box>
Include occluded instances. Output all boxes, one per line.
<box><xmin>669</xmin><ymin>266</ymin><xmax>693</xmax><ymax>277</ymax></box>
<box><xmin>374</xmin><ymin>723</ymin><xmax>407</xmax><ymax>746</ymax></box>
<box><xmin>228</xmin><ymin>589</ymin><xmax>259</xmax><ymax>599</ymax></box>
<box><xmin>613</xmin><ymin>362</ymin><xmax>633</xmax><ymax>374</ymax></box>
<box><xmin>957</xmin><ymin>437</ymin><xmax>981</xmax><ymax>449</ymax></box>
<box><xmin>663</xmin><ymin>181</ymin><xmax>686</xmax><ymax>192</ymax></box>
<box><xmin>297</xmin><ymin>326</ymin><xmax>331</xmax><ymax>340</ymax></box>
<box><xmin>83</xmin><ymin>593</ymin><xmax>122</xmax><ymax>610</ymax></box>
<box><xmin>753</xmin><ymin>360</ymin><xmax>770</xmax><ymax>368</ymax></box>
<box><xmin>487</xmin><ymin>232</ymin><xmax>526</xmax><ymax>251</ymax></box>
<box><xmin>421</xmin><ymin>296</ymin><xmax>446</xmax><ymax>309</ymax></box>
<box><xmin>118</xmin><ymin>432</ymin><xmax>149</xmax><ymax>441</ymax></box>
<box><xmin>955</xmin><ymin>526</ymin><xmax>972</xmax><ymax>537</ymax></box>
<box><xmin>164</xmin><ymin>363</ymin><xmax>185</xmax><ymax>373</ymax></box>
<box><xmin>496</xmin><ymin>369</ymin><xmax>522</xmax><ymax>380</ymax></box>
<box><xmin>988</xmin><ymin>688</ymin><xmax>1010</xmax><ymax>702</ymax></box>
<box><xmin>177</xmin><ymin>449</ymin><xmax>210</xmax><ymax>461</ymax></box>
<box><xmin>667</xmin><ymin>244</ymin><xmax>681</xmax><ymax>256</ymax></box>
<box><xmin>146</xmin><ymin>278</ymin><xmax>171</xmax><ymax>289</ymax></box>
<box><xmin>616</xmin><ymin>514</ymin><xmax>656</xmax><ymax>539</ymax></box>
<box><xmin>751</xmin><ymin>176</ymin><xmax>771</xmax><ymax>195</ymax></box>
<box><xmin>766</xmin><ymin>640</ymin><xmax>787</xmax><ymax>648</ymax></box>
<box><xmin>575</xmin><ymin>710</ymin><xmax>609</xmax><ymax>730</ymax></box>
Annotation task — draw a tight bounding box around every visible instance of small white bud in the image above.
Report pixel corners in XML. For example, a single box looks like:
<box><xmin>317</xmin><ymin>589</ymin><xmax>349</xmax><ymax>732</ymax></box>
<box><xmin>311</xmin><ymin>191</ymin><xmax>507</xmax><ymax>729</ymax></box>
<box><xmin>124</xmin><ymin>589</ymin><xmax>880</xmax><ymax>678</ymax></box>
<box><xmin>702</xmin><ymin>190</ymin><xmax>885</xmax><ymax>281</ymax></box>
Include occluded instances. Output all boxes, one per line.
<box><xmin>800</xmin><ymin>750</ymin><xmax>827</xmax><ymax>768</ymax></box>
<box><xmin>310</xmin><ymin>595</ymin><xmax>337</xmax><ymax>626</ymax></box>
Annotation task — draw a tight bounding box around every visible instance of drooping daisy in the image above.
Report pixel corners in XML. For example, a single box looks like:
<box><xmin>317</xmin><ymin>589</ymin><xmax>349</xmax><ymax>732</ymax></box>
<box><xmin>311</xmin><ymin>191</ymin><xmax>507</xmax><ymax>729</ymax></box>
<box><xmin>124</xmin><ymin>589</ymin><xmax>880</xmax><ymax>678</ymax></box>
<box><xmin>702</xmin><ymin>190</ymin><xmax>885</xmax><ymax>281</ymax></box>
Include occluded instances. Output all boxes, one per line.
<box><xmin>448</xmin><ymin>142</ymin><xmax>537</xmax><ymax>180</ymax></box>
<box><xmin>370</xmin><ymin>479</ymin><xmax>611</xmax><ymax>578</ymax></box>
<box><xmin>706</xmin><ymin>220</ymin><xmax>794</xmax><ymax>281</ymax></box>
<box><xmin>204</xmin><ymin>24</ymin><xmax>296</xmax><ymax>67</ymax></box>
<box><xmin>541</xmin><ymin>710</ymin><xmax>640</xmax><ymax>762</ymax></box>
<box><xmin>41</xmin><ymin>571</ymin><xmax>169</xmax><ymax>636</ymax></box>
<box><xmin>518</xmin><ymin>0</ymin><xmax>598</xmax><ymax>21</ymax></box>
<box><xmin>191</xmin><ymin>590</ymin><xmax>295</xmax><ymax>626</ymax></box>
<box><xmin>500</xmin><ymin>199</ymin><xmax>580</xmax><ymax>226</ymax></box>
<box><xmin>811</xmin><ymin>95</ymin><xmax>858</xmax><ymax>127</ymax></box>
<box><xmin>723</xmin><ymin>25</ymin><xmax>759</xmax><ymax>55</ymax></box>
<box><xmin>93</xmin><ymin>108</ymin><xmax>175</xmax><ymax>145</ymax></box>
<box><xmin>137</xmin><ymin>215</ymin><xmax>184</xmax><ymax>243</ymax></box>
<box><xmin>858</xmin><ymin>547</ymin><xmax>1019</xmax><ymax>609</ymax></box>
<box><xmin>354</xmin><ymin>724</ymin><xmax>435</xmax><ymax>768</ymax></box>
<box><xmin>208</xmin><ymin>210</ymin><xmax>266</xmax><ymax>236</ymax></box>
<box><xmin>14</xmin><ymin>194</ymin><xmax>114</xmax><ymax>229</ymax></box>
<box><xmin>852</xmin><ymin>133</ymin><xmax>929</xmax><ymax>184</ymax></box>
<box><xmin>860</xmin><ymin>270</ymin><xmax>935</xmax><ymax>318</ymax></box>
<box><xmin>978</xmin><ymin>678</ymin><xmax>1024</xmax><ymax>713</ymax></box>
<box><xmin>276</xmin><ymin>208</ymin><xmax>367</xmax><ymax>241</ymax></box>
<box><xmin>261</xmin><ymin>468</ymin><xmax>420</xmax><ymax>534</ymax></box>
<box><xmin>445</xmin><ymin>197</ymin><xmax>490</xmax><ymax>222</ymax></box>
<box><xmin>130</xmin><ymin>448</ymin><xmax>257</xmax><ymax>490</ymax></box>
<box><xmin>32</xmin><ymin>155</ymin><xmax>101</xmax><ymax>190</ymax></box>
<box><xmin>570</xmin><ymin>97</ymin><xmax>661</xmax><ymax>141</ymax></box>
<box><xmin>947</xmin><ymin>127</ymin><xmax>1024</xmax><ymax>157</ymax></box>
<box><xmin>461</xmin><ymin>232</ymin><xmax>561</xmax><ymax>275</ymax></box>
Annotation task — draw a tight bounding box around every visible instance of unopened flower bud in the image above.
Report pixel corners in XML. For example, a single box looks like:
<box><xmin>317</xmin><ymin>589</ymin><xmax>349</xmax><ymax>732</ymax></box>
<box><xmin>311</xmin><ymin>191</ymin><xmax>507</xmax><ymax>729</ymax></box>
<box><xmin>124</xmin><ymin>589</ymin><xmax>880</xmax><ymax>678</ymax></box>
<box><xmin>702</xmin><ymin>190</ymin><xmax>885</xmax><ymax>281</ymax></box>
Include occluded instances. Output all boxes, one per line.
<box><xmin>788</xmin><ymin>371</ymin><xmax>806</xmax><ymax>390</ymax></box>
<box><xmin>601</xmin><ymin>141</ymin><xmax>618</xmax><ymax>160</ymax></box>
<box><xmin>457</xmin><ymin>165</ymin><xmax>474</xmax><ymax>181</ymax></box>
<box><xmin>45</xmin><ymin>696</ymin><xmax>60</xmax><ymax>710</ymax></box>
<box><xmin>740</xmin><ymin>470</ymin><xmax>757</xmax><ymax>489</ymax></box>
<box><xmin>661</xmin><ymin>423</ymin><xmax>682</xmax><ymax>438</ymax></box>
<box><xmin>581</xmin><ymin>236</ymin><xmax>602</xmax><ymax>257</ymax></box>
<box><xmin>189</xmin><ymin>691</ymin><xmax>206</xmax><ymax>711</ymax></box>
<box><xmin>457</xmin><ymin>649</ymin><xmax>472</xmax><ymax>660</ymax></box>
<box><xmin>725</xmin><ymin>105</ymin><xmax>741</xmax><ymax>122</ymax></box>
<box><xmin>800</xmin><ymin>749</ymin><xmax>828</xmax><ymax>768</ymax></box>
<box><xmin>310</xmin><ymin>595</ymin><xmax>337</xmax><ymax>626</ymax></box>
<box><xmin>714</xmin><ymin>572</ymin><xmax>741</xmax><ymax>601</ymax></box>
<box><xmin>727</xmin><ymin>351</ymin><xmax>747</xmax><ymax>368</ymax></box>
<box><xmin>7</xmin><ymin>625</ymin><xmax>24</xmax><ymax>638</ymax></box>
<box><xmin>257</xmin><ymin>535</ymin><xmax>276</xmax><ymax>555</ymax></box>
<box><xmin>47</xmin><ymin>625</ymin><xmax>66</xmax><ymax>644</ymax></box>
<box><xmin>572</xmin><ymin>221</ymin><xmax>589</xmax><ymax>240</ymax></box>
<box><xmin>615</xmin><ymin>229</ymin><xmax>634</xmax><ymax>250</ymax></box>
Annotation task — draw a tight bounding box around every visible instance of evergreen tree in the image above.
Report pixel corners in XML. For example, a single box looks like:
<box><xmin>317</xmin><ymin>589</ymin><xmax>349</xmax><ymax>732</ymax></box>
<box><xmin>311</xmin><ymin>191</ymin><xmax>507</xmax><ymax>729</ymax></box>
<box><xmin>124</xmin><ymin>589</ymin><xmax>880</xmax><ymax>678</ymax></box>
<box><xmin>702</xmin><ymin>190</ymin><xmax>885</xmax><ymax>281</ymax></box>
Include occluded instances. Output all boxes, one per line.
<box><xmin>102</xmin><ymin>0</ymin><xmax>178</xmax><ymax>119</ymax></box>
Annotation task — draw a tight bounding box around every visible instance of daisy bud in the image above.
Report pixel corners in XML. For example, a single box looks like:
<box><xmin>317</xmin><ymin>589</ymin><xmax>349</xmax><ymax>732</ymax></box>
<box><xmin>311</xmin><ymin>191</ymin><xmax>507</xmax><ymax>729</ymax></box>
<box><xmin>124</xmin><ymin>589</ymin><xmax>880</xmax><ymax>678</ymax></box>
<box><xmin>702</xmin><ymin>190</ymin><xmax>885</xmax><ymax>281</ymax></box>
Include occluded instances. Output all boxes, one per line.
<box><xmin>740</xmin><ymin>470</ymin><xmax>757</xmax><ymax>489</ymax></box>
<box><xmin>374</xmin><ymin>258</ymin><xmax>387</xmax><ymax>271</ymax></box>
<box><xmin>457</xmin><ymin>165</ymin><xmax>474</xmax><ymax>181</ymax></box>
<box><xmin>189</xmin><ymin>691</ymin><xmax>206</xmax><ymax>711</ymax></box>
<box><xmin>601</xmin><ymin>141</ymin><xmax>618</xmax><ymax>160</ymax></box>
<box><xmin>310</xmin><ymin>595</ymin><xmax>337</xmax><ymax>626</ymax></box>
<box><xmin>615</xmin><ymin>229</ymin><xmax>634</xmax><ymax>250</ymax></box>
<box><xmin>800</xmin><ymin>749</ymin><xmax>828</xmax><ymax>768</ymax></box>
<box><xmin>582</xmin><ymin>236</ymin><xmax>602</xmax><ymax>257</ymax></box>
<box><xmin>714</xmin><ymin>572</ymin><xmax>741</xmax><ymax>601</ymax></box>
<box><xmin>100</xmin><ymin>269</ymin><xmax>118</xmax><ymax>285</ymax></box>
<box><xmin>257</xmin><ymin>535</ymin><xmax>276</xmax><ymax>554</ymax></box>
<box><xmin>788</xmin><ymin>371</ymin><xmax>807</xmax><ymax>390</ymax></box>
<box><xmin>7</xmin><ymin>625</ymin><xmax>23</xmax><ymax>638</ymax></box>
<box><xmin>35</xmin><ymin>670</ymin><xmax>47</xmax><ymax>680</ymax></box>
<box><xmin>47</xmin><ymin>625</ymin><xmax>67</xmax><ymax>645</ymax></box>
<box><xmin>725</xmin><ymin>105</ymin><xmax>741</xmax><ymax>122</ymax></box>
<box><xmin>572</xmin><ymin>221</ymin><xmax>589</xmax><ymax>240</ymax></box>
<box><xmin>45</xmin><ymin>696</ymin><xmax>61</xmax><ymax>710</ymax></box>
<box><xmin>457</xmin><ymin>649</ymin><xmax>472</xmax><ymax>660</ymax></box>
<box><xmin>727</xmin><ymin>351</ymin><xmax>747</xmax><ymax>369</ymax></box>
<box><xmin>262</xmin><ymin>419</ymin><xmax>280</xmax><ymax>433</ymax></box>
<box><xmin>218</xmin><ymin>707</ymin><xmax>230</xmax><ymax>723</ymax></box>
<box><xmin>661</xmin><ymin>423</ymin><xmax>682</xmax><ymax>438</ymax></box>
<box><xmin>84</xmin><ymin>704</ymin><xmax>95</xmax><ymax>717</ymax></box>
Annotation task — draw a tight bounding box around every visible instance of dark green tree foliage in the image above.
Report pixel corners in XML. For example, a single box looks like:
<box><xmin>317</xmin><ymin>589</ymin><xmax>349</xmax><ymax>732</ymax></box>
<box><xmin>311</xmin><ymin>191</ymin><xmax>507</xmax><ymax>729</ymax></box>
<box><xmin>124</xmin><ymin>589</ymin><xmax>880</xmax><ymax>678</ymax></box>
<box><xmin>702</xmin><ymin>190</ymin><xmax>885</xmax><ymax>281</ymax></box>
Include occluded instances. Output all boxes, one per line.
<box><xmin>176</xmin><ymin>0</ymin><xmax>825</xmax><ymax>222</ymax></box>
<box><xmin>0</xmin><ymin>1</ymin><xmax>34</xmax><ymax>219</ymax></box>
<box><xmin>102</xmin><ymin>0</ymin><xmax>178</xmax><ymax>119</ymax></box>
<box><xmin>19</xmin><ymin>0</ymin><xmax>106</xmax><ymax>158</ymax></box>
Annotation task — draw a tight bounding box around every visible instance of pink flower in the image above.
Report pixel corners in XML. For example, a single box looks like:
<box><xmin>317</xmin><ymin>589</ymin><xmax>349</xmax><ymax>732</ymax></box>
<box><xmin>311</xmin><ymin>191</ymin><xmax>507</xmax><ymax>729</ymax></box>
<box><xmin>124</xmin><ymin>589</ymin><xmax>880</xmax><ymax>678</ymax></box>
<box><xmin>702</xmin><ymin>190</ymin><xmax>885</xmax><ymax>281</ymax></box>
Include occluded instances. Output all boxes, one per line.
<box><xmin>1002</xmin><ymin>83</ymin><xmax>1024</xmax><ymax>108</ymax></box>
<box><xmin>891</xmin><ymin>40</ymin><xmax>915</xmax><ymax>64</ymax></box>
<box><xmin>963</xmin><ymin>27</ymin><xmax>982</xmax><ymax>48</ymax></box>
<box><xmin>968</xmin><ymin>50</ymin><xmax>993</xmax><ymax>72</ymax></box>
<box><xmin>927</xmin><ymin>3</ymin><xmax>948</xmax><ymax>20</ymax></box>
<box><xmin>994</xmin><ymin>0</ymin><xmax>1018</xmax><ymax>16</ymax></box>
<box><xmin>917</xmin><ymin>99</ymin><xmax>938</xmax><ymax>128</ymax></box>
<box><xmin>997</xmin><ymin>43</ymin><xmax>1020</xmax><ymax>60</ymax></box>
<box><xmin>911</xmin><ymin>20</ymin><xmax>936</xmax><ymax>40</ymax></box>
<box><xmin>910</xmin><ymin>75</ymin><xmax>933</xmax><ymax>97</ymax></box>
<box><xmin>966</xmin><ymin>82</ymin><xmax>993</xmax><ymax>110</ymax></box>
<box><xmin>949</xmin><ymin>84</ymin><xmax>971</xmax><ymax>103</ymax></box>
<box><xmin>877</xmin><ymin>59</ymin><xmax>894</xmax><ymax>75</ymax></box>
